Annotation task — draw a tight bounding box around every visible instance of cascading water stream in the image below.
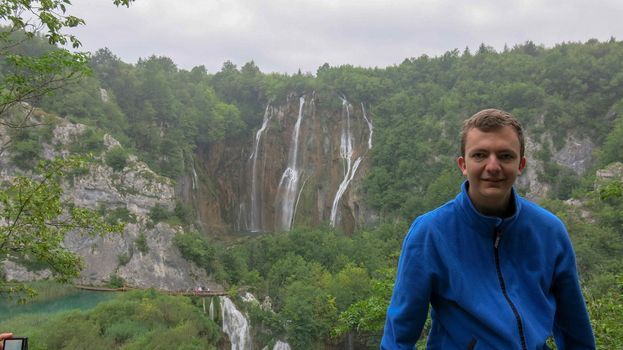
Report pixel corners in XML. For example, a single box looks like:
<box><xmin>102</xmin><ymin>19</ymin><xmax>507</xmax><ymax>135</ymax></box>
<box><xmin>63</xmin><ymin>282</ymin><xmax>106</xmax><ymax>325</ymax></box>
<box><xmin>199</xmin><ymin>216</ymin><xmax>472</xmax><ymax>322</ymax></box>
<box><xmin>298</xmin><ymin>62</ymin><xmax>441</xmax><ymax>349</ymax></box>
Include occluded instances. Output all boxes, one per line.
<box><xmin>330</xmin><ymin>157</ymin><xmax>362</xmax><ymax>227</ymax></box>
<box><xmin>276</xmin><ymin>97</ymin><xmax>305</xmax><ymax>231</ymax></box>
<box><xmin>221</xmin><ymin>296</ymin><xmax>252</xmax><ymax>350</ymax></box>
<box><xmin>248</xmin><ymin>104</ymin><xmax>272</xmax><ymax>232</ymax></box>
<box><xmin>361</xmin><ymin>102</ymin><xmax>374</xmax><ymax>149</ymax></box>
<box><xmin>330</xmin><ymin>99</ymin><xmax>361</xmax><ymax>227</ymax></box>
<box><xmin>191</xmin><ymin>158</ymin><xmax>199</xmax><ymax>191</ymax></box>
<box><xmin>272</xmin><ymin>341</ymin><xmax>291</xmax><ymax>350</ymax></box>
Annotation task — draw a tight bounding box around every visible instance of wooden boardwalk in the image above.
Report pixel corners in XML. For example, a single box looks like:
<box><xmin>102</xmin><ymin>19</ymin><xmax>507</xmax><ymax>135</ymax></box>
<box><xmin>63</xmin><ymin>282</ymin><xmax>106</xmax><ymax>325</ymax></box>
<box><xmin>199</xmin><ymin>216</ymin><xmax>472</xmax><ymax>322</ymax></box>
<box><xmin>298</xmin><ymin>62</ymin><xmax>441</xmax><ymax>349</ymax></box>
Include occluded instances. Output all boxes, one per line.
<box><xmin>74</xmin><ymin>284</ymin><xmax>227</xmax><ymax>296</ymax></box>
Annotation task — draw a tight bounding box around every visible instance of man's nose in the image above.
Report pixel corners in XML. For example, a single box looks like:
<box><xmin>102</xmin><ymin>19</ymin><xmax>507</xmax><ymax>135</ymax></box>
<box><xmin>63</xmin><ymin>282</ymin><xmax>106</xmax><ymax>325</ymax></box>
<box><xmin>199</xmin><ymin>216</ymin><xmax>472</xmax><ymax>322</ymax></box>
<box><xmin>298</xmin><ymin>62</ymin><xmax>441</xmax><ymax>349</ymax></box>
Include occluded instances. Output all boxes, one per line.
<box><xmin>485</xmin><ymin>155</ymin><xmax>502</xmax><ymax>172</ymax></box>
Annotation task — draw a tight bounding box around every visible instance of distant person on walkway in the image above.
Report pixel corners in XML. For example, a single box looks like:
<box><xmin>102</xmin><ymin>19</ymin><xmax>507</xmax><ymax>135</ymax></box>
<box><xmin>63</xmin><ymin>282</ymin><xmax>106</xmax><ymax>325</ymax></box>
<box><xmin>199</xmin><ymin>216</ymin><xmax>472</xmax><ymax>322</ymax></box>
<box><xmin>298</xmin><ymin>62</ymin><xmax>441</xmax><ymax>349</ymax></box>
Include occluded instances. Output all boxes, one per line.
<box><xmin>381</xmin><ymin>109</ymin><xmax>595</xmax><ymax>349</ymax></box>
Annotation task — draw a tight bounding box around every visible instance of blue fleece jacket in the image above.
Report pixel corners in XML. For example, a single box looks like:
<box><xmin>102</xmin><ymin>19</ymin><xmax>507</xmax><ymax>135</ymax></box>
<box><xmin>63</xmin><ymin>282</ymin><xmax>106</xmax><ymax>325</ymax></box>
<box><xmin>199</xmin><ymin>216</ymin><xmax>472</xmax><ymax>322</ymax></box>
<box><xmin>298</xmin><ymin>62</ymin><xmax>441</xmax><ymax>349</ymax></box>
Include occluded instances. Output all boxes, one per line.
<box><xmin>381</xmin><ymin>182</ymin><xmax>595</xmax><ymax>350</ymax></box>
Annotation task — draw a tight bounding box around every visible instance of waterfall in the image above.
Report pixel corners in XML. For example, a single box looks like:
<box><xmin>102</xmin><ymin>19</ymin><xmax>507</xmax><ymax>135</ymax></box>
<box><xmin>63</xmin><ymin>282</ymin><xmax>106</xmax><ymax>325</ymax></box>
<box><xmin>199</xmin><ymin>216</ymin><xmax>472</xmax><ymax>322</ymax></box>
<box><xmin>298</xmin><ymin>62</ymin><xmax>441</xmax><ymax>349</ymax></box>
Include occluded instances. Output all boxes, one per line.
<box><xmin>330</xmin><ymin>99</ymin><xmax>362</xmax><ymax>227</ymax></box>
<box><xmin>276</xmin><ymin>97</ymin><xmax>305</xmax><ymax>231</ymax></box>
<box><xmin>221</xmin><ymin>296</ymin><xmax>253</xmax><ymax>350</ymax></box>
<box><xmin>361</xmin><ymin>102</ymin><xmax>374</xmax><ymax>149</ymax></box>
<box><xmin>261</xmin><ymin>341</ymin><xmax>291</xmax><ymax>350</ymax></box>
<box><xmin>330</xmin><ymin>157</ymin><xmax>362</xmax><ymax>227</ymax></box>
<box><xmin>191</xmin><ymin>157</ymin><xmax>199</xmax><ymax>191</ymax></box>
<box><xmin>272</xmin><ymin>341</ymin><xmax>291</xmax><ymax>350</ymax></box>
<box><xmin>209</xmin><ymin>297</ymin><xmax>215</xmax><ymax>321</ymax></box>
<box><xmin>248</xmin><ymin>104</ymin><xmax>272</xmax><ymax>232</ymax></box>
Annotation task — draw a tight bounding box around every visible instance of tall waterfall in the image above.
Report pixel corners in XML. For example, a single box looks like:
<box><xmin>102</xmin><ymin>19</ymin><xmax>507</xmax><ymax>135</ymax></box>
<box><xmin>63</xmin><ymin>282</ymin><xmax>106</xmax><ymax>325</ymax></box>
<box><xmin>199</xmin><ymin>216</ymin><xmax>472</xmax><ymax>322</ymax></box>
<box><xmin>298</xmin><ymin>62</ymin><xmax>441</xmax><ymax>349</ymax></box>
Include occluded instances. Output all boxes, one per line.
<box><xmin>276</xmin><ymin>97</ymin><xmax>305</xmax><ymax>231</ymax></box>
<box><xmin>221</xmin><ymin>296</ymin><xmax>252</xmax><ymax>350</ymax></box>
<box><xmin>330</xmin><ymin>99</ymin><xmax>362</xmax><ymax>227</ymax></box>
<box><xmin>248</xmin><ymin>104</ymin><xmax>272</xmax><ymax>232</ymax></box>
<box><xmin>361</xmin><ymin>102</ymin><xmax>374</xmax><ymax>149</ymax></box>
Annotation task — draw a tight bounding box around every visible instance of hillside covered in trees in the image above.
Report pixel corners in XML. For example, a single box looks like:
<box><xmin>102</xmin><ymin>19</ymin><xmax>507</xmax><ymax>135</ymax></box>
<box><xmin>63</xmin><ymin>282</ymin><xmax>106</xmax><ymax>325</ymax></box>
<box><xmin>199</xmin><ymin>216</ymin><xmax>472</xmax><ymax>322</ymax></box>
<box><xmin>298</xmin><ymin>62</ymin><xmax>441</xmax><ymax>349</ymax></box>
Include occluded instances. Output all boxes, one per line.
<box><xmin>2</xmin><ymin>29</ymin><xmax>623</xmax><ymax>348</ymax></box>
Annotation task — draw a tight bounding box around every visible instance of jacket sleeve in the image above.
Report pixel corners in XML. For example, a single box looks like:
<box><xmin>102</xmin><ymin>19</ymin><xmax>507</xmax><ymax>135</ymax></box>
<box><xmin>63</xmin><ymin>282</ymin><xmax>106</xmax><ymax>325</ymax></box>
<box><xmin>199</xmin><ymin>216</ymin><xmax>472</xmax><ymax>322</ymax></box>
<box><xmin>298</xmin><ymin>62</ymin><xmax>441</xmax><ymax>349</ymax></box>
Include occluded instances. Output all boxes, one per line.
<box><xmin>551</xmin><ymin>229</ymin><xmax>596</xmax><ymax>349</ymax></box>
<box><xmin>381</xmin><ymin>219</ymin><xmax>435</xmax><ymax>350</ymax></box>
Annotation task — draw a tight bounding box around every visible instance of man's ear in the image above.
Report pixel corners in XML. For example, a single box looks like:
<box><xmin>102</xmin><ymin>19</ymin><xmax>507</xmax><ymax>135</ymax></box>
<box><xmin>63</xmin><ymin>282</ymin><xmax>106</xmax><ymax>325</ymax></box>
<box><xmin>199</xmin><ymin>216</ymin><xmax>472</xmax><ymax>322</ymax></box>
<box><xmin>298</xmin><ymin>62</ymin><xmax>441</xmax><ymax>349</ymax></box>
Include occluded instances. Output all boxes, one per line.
<box><xmin>457</xmin><ymin>156</ymin><xmax>467</xmax><ymax>176</ymax></box>
<box><xmin>517</xmin><ymin>156</ymin><xmax>527</xmax><ymax>175</ymax></box>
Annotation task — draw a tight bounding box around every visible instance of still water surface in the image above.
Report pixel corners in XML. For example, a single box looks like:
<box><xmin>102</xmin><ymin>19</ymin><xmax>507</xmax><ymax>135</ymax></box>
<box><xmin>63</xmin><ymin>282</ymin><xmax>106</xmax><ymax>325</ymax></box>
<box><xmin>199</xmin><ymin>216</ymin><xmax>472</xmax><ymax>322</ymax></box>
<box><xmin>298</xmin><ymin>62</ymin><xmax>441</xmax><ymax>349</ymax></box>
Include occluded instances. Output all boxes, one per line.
<box><xmin>0</xmin><ymin>285</ymin><xmax>117</xmax><ymax>320</ymax></box>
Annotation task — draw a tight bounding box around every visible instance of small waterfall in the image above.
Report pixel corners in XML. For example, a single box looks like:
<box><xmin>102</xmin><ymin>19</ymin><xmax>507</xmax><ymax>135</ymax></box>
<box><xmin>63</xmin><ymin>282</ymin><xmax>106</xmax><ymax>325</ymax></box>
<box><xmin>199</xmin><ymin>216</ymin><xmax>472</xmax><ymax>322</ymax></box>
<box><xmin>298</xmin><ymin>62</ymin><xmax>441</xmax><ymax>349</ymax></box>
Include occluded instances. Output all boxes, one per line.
<box><xmin>209</xmin><ymin>298</ymin><xmax>215</xmax><ymax>321</ymax></box>
<box><xmin>330</xmin><ymin>99</ymin><xmax>362</xmax><ymax>227</ymax></box>
<box><xmin>361</xmin><ymin>102</ymin><xmax>374</xmax><ymax>149</ymax></box>
<box><xmin>261</xmin><ymin>340</ymin><xmax>291</xmax><ymax>350</ymax></box>
<box><xmin>248</xmin><ymin>104</ymin><xmax>272</xmax><ymax>232</ymax></box>
<box><xmin>273</xmin><ymin>341</ymin><xmax>291</xmax><ymax>350</ymax></box>
<box><xmin>191</xmin><ymin>157</ymin><xmax>199</xmax><ymax>191</ymax></box>
<box><xmin>276</xmin><ymin>97</ymin><xmax>305</xmax><ymax>231</ymax></box>
<box><xmin>221</xmin><ymin>296</ymin><xmax>252</xmax><ymax>350</ymax></box>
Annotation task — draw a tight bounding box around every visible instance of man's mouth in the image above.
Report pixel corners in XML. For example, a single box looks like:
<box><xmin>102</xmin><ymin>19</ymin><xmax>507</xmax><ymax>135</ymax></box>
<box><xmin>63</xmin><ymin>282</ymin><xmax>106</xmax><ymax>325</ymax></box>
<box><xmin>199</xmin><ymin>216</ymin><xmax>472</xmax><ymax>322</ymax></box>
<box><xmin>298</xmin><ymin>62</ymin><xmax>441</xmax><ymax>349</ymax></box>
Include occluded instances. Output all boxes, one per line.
<box><xmin>481</xmin><ymin>178</ymin><xmax>505</xmax><ymax>183</ymax></box>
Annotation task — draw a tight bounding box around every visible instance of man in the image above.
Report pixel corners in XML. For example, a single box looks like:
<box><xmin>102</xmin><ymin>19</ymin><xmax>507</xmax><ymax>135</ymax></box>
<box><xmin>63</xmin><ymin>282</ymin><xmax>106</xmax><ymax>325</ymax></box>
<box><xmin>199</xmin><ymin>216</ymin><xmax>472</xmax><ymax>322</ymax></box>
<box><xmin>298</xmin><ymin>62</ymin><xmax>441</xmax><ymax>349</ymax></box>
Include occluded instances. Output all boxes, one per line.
<box><xmin>381</xmin><ymin>109</ymin><xmax>595</xmax><ymax>349</ymax></box>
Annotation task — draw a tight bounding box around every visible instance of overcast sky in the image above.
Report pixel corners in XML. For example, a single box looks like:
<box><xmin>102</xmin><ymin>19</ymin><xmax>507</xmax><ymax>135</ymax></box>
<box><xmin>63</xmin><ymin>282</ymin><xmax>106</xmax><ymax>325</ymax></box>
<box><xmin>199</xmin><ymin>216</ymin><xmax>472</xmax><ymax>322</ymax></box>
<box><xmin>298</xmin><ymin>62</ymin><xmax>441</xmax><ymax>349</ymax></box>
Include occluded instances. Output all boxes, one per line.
<box><xmin>66</xmin><ymin>0</ymin><xmax>622</xmax><ymax>74</ymax></box>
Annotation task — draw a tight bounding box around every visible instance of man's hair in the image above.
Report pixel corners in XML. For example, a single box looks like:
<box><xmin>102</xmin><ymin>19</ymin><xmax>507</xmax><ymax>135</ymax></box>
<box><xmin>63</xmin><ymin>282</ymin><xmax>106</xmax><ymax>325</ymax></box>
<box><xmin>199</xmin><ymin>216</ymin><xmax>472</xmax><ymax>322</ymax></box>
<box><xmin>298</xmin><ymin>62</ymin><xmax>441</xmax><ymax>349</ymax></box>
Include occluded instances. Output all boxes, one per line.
<box><xmin>460</xmin><ymin>108</ymin><xmax>525</xmax><ymax>158</ymax></box>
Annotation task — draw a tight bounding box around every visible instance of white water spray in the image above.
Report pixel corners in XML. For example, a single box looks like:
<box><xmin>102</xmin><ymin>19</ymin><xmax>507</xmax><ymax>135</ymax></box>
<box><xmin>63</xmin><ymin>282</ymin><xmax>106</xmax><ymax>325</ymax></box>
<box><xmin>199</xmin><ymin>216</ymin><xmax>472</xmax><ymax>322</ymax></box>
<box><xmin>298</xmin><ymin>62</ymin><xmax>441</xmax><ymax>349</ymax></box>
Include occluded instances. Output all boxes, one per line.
<box><xmin>191</xmin><ymin>159</ymin><xmax>199</xmax><ymax>191</ymax></box>
<box><xmin>276</xmin><ymin>97</ymin><xmax>305</xmax><ymax>231</ymax></box>
<box><xmin>221</xmin><ymin>296</ymin><xmax>252</xmax><ymax>350</ymax></box>
<box><xmin>248</xmin><ymin>104</ymin><xmax>272</xmax><ymax>232</ymax></box>
<box><xmin>361</xmin><ymin>102</ymin><xmax>374</xmax><ymax>149</ymax></box>
<box><xmin>273</xmin><ymin>341</ymin><xmax>291</xmax><ymax>350</ymax></box>
<box><xmin>330</xmin><ymin>99</ymin><xmax>362</xmax><ymax>227</ymax></box>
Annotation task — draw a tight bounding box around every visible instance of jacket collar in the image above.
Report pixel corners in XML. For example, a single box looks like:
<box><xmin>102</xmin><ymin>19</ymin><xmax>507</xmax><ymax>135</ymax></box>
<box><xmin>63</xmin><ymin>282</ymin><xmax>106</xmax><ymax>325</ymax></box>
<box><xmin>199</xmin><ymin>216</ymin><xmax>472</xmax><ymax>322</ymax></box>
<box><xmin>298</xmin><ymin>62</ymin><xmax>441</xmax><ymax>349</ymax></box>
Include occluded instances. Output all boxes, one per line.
<box><xmin>456</xmin><ymin>181</ymin><xmax>522</xmax><ymax>234</ymax></box>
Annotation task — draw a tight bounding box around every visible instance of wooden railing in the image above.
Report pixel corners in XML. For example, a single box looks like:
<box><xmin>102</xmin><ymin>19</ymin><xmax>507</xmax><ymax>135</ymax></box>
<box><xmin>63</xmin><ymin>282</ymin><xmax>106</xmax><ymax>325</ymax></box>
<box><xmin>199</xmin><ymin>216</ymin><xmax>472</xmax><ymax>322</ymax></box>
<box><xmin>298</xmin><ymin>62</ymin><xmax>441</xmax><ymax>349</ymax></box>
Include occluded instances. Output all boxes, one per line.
<box><xmin>74</xmin><ymin>284</ymin><xmax>227</xmax><ymax>296</ymax></box>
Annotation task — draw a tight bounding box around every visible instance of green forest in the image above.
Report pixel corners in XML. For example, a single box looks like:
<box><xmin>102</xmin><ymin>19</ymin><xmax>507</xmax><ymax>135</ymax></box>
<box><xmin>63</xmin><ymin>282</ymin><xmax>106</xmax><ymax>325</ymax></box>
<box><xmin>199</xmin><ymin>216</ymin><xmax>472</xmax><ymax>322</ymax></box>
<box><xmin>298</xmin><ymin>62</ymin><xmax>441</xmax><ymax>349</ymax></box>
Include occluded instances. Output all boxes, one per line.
<box><xmin>1</xmin><ymin>3</ymin><xmax>623</xmax><ymax>348</ymax></box>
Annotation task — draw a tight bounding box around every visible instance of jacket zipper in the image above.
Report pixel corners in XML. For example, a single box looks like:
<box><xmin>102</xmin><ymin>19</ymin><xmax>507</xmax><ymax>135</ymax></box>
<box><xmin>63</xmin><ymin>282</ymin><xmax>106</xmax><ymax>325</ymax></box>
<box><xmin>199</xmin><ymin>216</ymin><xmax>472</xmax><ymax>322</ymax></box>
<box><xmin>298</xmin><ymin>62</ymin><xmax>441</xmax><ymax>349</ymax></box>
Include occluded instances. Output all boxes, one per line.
<box><xmin>494</xmin><ymin>228</ymin><xmax>527</xmax><ymax>350</ymax></box>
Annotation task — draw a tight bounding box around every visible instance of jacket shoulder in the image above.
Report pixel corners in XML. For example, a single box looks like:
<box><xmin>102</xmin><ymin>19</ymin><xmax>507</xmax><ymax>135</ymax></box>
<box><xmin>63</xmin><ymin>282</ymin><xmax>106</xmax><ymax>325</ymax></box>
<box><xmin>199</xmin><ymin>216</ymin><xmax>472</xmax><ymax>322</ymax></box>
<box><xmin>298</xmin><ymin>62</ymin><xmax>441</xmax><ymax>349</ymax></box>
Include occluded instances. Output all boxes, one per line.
<box><xmin>518</xmin><ymin>198</ymin><xmax>566</xmax><ymax>228</ymax></box>
<box><xmin>406</xmin><ymin>200</ymin><xmax>460</xmax><ymax>239</ymax></box>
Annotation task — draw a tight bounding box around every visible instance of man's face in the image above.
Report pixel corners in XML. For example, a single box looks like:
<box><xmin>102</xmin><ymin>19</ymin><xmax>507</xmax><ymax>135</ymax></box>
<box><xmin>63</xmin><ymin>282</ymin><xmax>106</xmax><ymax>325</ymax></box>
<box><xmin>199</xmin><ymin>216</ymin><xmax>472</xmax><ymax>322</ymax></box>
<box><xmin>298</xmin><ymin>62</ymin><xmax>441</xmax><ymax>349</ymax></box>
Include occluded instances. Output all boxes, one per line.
<box><xmin>457</xmin><ymin>125</ymin><xmax>526</xmax><ymax>215</ymax></box>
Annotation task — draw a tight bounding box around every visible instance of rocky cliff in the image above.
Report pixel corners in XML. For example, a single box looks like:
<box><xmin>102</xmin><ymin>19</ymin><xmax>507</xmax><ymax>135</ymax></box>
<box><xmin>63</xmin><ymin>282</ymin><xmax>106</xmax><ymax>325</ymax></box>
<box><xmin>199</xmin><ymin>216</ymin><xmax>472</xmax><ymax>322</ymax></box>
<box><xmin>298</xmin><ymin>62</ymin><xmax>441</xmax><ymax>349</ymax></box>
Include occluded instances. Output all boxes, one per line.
<box><xmin>1</xmin><ymin>114</ymin><xmax>218</xmax><ymax>291</ymax></box>
<box><xmin>181</xmin><ymin>92</ymin><xmax>375</xmax><ymax>235</ymax></box>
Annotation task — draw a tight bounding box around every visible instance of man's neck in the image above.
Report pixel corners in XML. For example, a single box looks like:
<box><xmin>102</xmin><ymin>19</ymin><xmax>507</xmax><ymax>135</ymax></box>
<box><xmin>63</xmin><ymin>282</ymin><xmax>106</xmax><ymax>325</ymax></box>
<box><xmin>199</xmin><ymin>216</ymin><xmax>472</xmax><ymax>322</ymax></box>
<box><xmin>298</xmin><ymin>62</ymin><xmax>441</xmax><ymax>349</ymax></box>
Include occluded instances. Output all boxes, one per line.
<box><xmin>475</xmin><ymin>202</ymin><xmax>513</xmax><ymax>218</ymax></box>
<box><xmin>470</xmin><ymin>191</ymin><xmax>515</xmax><ymax>218</ymax></box>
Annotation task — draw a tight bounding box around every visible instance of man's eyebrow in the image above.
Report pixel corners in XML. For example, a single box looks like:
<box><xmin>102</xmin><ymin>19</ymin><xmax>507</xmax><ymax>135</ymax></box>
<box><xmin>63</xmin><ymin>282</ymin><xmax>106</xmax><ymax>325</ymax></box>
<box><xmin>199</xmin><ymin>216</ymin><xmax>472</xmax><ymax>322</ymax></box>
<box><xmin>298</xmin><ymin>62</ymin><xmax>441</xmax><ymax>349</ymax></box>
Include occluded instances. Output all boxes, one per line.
<box><xmin>468</xmin><ymin>147</ymin><xmax>518</xmax><ymax>154</ymax></box>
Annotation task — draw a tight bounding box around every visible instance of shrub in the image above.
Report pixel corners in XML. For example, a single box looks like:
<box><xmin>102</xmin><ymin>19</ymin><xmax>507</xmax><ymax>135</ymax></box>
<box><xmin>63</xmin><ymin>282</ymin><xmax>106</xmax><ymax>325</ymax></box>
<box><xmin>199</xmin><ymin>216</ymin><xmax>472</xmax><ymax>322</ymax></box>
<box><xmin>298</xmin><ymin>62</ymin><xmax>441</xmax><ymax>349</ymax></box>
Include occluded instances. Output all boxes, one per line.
<box><xmin>135</xmin><ymin>232</ymin><xmax>149</xmax><ymax>254</ymax></box>
<box><xmin>108</xmin><ymin>273</ymin><xmax>125</xmax><ymax>288</ymax></box>
<box><xmin>105</xmin><ymin>146</ymin><xmax>128</xmax><ymax>171</ymax></box>
<box><xmin>174</xmin><ymin>201</ymin><xmax>195</xmax><ymax>225</ymax></box>
<box><xmin>117</xmin><ymin>253</ymin><xmax>131</xmax><ymax>266</ymax></box>
<box><xmin>10</xmin><ymin>139</ymin><xmax>41</xmax><ymax>169</ymax></box>
<box><xmin>106</xmin><ymin>206</ymin><xmax>134</xmax><ymax>225</ymax></box>
<box><xmin>149</xmin><ymin>204</ymin><xmax>172</xmax><ymax>222</ymax></box>
<box><xmin>69</xmin><ymin>128</ymin><xmax>105</xmax><ymax>154</ymax></box>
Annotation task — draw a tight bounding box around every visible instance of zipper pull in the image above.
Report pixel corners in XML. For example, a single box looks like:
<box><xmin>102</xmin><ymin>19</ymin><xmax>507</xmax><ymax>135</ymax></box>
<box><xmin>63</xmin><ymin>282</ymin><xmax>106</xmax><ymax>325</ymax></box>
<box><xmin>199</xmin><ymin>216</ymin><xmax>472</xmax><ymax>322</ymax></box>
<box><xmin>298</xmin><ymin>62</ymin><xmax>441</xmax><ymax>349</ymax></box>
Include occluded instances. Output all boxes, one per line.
<box><xmin>494</xmin><ymin>229</ymin><xmax>502</xmax><ymax>248</ymax></box>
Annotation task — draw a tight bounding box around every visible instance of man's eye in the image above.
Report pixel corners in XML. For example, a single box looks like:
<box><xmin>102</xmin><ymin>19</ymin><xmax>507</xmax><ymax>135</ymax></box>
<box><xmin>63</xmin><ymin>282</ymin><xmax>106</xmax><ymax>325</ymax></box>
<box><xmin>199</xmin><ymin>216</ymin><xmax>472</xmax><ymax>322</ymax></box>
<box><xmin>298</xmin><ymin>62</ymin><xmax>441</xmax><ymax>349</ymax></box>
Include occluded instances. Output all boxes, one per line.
<box><xmin>499</xmin><ymin>154</ymin><xmax>514</xmax><ymax>160</ymax></box>
<box><xmin>472</xmin><ymin>153</ymin><xmax>486</xmax><ymax>159</ymax></box>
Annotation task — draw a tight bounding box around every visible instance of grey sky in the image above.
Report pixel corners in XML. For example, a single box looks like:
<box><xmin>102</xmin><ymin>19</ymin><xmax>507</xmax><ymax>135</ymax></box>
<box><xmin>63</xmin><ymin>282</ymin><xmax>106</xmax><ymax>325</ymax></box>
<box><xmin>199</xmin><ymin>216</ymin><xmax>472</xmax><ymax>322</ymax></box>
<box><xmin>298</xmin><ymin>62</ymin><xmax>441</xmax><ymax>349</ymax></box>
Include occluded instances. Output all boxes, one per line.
<box><xmin>67</xmin><ymin>0</ymin><xmax>623</xmax><ymax>74</ymax></box>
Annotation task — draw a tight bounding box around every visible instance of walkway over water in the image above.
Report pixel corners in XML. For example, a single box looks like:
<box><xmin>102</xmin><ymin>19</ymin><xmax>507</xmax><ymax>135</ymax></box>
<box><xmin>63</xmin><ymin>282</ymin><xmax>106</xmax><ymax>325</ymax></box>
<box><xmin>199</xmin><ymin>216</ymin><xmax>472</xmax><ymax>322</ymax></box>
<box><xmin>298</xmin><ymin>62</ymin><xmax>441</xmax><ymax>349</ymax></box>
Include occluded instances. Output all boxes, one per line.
<box><xmin>74</xmin><ymin>284</ymin><xmax>227</xmax><ymax>296</ymax></box>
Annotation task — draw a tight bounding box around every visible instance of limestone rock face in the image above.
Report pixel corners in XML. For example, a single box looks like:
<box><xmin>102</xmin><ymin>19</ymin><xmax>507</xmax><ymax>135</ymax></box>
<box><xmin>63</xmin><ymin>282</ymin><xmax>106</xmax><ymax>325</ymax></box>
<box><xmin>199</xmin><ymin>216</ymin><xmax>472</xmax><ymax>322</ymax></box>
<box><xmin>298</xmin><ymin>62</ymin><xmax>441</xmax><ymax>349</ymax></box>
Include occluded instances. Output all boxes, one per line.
<box><xmin>2</xmin><ymin>118</ymin><xmax>218</xmax><ymax>291</ymax></box>
<box><xmin>553</xmin><ymin>135</ymin><xmax>595</xmax><ymax>175</ymax></box>
<box><xmin>518</xmin><ymin>132</ymin><xmax>595</xmax><ymax>199</ymax></box>
<box><xmin>516</xmin><ymin>135</ymin><xmax>551</xmax><ymax>199</ymax></box>
<box><xmin>65</xmin><ymin>222</ymin><xmax>214</xmax><ymax>290</ymax></box>
<box><xmin>596</xmin><ymin>162</ymin><xmax>623</xmax><ymax>182</ymax></box>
